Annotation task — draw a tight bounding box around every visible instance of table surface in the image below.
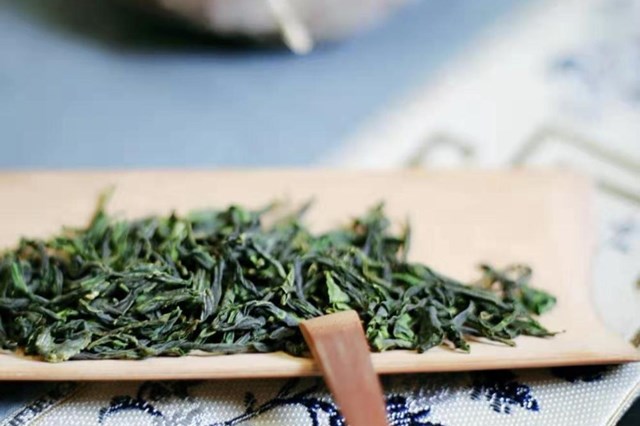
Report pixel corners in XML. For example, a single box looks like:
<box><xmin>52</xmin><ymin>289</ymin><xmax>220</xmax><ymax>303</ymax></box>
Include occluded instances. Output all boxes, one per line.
<box><xmin>0</xmin><ymin>0</ymin><xmax>525</xmax><ymax>168</ymax></box>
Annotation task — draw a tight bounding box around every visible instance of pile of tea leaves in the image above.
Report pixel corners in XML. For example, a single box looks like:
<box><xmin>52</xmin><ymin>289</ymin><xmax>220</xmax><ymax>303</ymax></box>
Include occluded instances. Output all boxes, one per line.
<box><xmin>0</xmin><ymin>199</ymin><xmax>556</xmax><ymax>362</ymax></box>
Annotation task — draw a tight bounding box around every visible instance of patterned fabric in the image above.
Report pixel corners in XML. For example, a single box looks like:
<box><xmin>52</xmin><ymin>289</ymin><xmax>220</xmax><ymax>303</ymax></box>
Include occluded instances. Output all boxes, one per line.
<box><xmin>3</xmin><ymin>365</ymin><xmax>639</xmax><ymax>425</ymax></box>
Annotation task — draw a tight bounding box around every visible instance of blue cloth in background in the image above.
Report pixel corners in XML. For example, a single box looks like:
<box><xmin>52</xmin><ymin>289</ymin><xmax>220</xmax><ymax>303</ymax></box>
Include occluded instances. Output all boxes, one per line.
<box><xmin>0</xmin><ymin>0</ymin><xmax>528</xmax><ymax>168</ymax></box>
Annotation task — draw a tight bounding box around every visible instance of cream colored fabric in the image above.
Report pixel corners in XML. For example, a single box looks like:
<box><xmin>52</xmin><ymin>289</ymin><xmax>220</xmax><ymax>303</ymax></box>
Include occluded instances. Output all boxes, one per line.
<box><xmin>3</xmin><ymin>364</ymin><xmax>639</xmax><ymax>425</ymax></box>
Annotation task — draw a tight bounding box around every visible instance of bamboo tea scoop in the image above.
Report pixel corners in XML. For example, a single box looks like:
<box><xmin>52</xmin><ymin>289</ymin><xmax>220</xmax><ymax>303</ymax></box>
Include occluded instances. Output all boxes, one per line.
<box><xmin>300</xmin><ymin>310</ymin><xmax>389</xmax><ymax>426</ymax></box>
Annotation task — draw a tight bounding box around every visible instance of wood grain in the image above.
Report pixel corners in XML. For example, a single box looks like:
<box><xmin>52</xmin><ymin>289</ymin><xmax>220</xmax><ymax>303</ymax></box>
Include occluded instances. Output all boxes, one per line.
<box><xmin>301</xmin><ymin>311</ymin><xmax>388</xmax><ymax>426</ymax></box>
<box><xmin>0</xmin><ymin>170</ymin><xmax>636</xmax><ymax>380</ymax></box>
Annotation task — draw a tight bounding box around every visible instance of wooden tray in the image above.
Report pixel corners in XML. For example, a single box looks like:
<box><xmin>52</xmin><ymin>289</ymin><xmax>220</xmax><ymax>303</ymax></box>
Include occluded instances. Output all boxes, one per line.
<box><xmin>0</xmin><ymin>170</ymin><xmax>637</xmax><ymax>380</ymax></box>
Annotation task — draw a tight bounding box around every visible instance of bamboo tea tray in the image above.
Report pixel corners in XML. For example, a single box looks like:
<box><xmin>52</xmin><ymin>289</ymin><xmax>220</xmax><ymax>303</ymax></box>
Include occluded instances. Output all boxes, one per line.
<box><xmin>0</xmin><ymin>170</ymin><xmax>637</xmax><ymax>380</ymax></box>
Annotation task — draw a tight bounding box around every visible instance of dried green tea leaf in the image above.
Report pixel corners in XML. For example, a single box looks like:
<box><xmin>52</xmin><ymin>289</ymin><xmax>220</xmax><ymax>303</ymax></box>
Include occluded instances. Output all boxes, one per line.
<box><xmin>0</xmin><ymin>199</ymin><xmax>555</xmax><ymax>362</ymax></box>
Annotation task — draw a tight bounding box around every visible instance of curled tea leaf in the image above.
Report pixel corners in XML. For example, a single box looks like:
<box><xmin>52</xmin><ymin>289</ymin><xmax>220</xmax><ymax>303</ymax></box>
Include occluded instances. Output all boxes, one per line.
<box><xmin>0</xmin><ymin>199</ymin><xmax>555</xmax><ymax>362</ymax></box>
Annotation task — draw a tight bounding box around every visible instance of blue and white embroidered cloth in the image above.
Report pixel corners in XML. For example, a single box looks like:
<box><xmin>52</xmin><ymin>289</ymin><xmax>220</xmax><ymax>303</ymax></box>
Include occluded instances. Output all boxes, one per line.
<box><xmin>3</xmin><ymin>364</ymin><xmax>640</xmax><ymax>425</ymax></box>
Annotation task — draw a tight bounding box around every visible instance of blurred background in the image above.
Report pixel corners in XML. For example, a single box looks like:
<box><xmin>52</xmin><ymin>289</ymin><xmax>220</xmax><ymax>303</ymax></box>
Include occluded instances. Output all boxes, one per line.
<box><xmin>0</xmin><ymin>0</ymin><xmax>639</xmax><ymax>424</ymax></box>
<box><xmin>2</xmin><ymin>0</ymin><xmax>636</xmax><ymax>169</ymax></box>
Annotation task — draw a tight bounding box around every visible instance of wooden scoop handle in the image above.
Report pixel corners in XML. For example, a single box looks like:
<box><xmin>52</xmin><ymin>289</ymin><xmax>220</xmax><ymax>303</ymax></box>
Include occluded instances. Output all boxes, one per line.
<box><xmin>300</xmin><ymin>310</ymin><xmax>388</xmax><ymax>426</ymax></box>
